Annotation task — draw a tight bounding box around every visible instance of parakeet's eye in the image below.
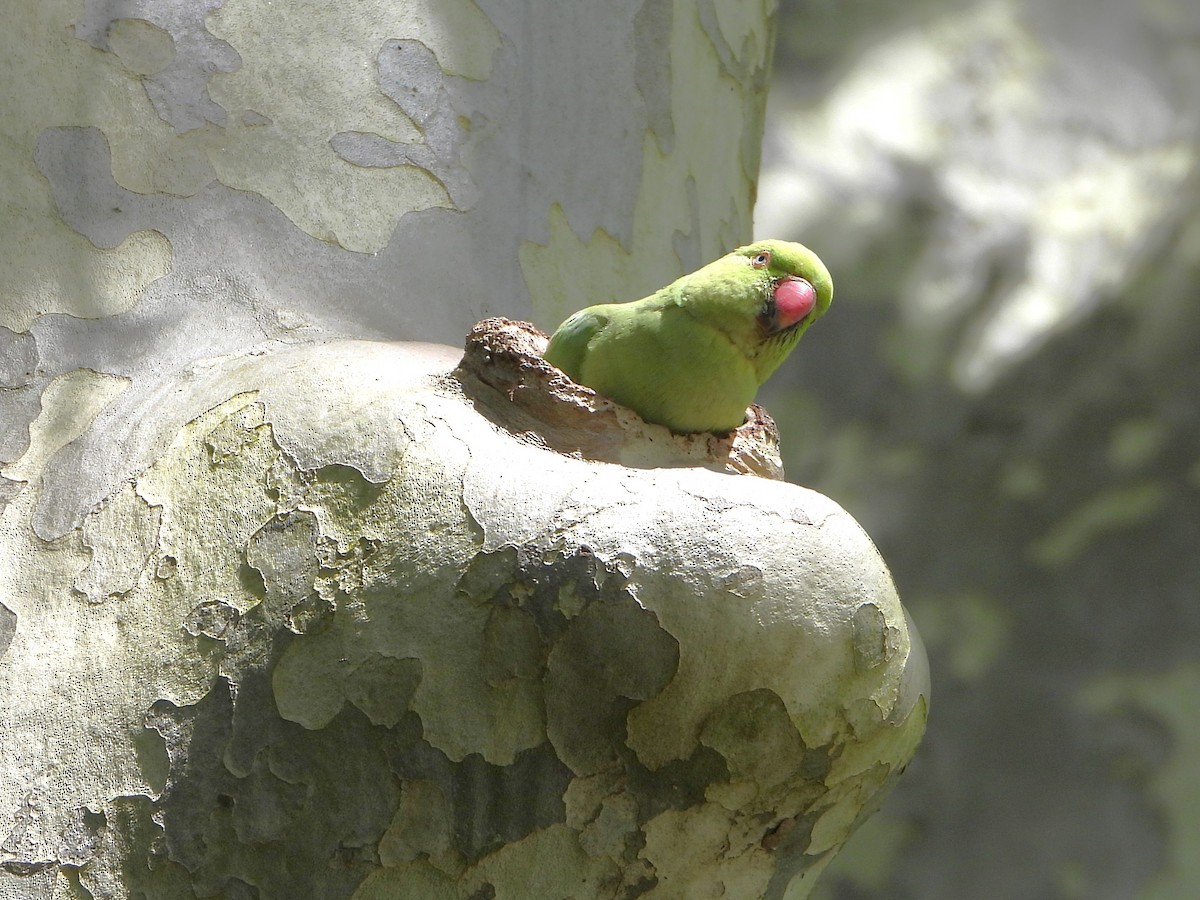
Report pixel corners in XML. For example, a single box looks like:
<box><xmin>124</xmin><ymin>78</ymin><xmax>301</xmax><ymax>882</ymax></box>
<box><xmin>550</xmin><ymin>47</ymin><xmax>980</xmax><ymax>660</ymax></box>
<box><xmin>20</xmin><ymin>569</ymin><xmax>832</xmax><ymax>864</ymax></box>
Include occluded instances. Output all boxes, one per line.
<box><xmin>751</xmin><ymin>251</ymin><xmax>771</xmax><ymax>269</ymax></box>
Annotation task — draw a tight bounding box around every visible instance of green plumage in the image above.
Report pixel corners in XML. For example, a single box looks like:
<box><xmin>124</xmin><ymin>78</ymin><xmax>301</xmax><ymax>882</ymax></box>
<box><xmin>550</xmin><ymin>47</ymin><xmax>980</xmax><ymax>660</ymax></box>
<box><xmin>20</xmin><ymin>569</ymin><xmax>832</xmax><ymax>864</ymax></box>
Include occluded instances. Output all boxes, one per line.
<box><xmin>543</xmin><ymin>240</ymin><xmax>833</xmax><ymax>434</ymax></box>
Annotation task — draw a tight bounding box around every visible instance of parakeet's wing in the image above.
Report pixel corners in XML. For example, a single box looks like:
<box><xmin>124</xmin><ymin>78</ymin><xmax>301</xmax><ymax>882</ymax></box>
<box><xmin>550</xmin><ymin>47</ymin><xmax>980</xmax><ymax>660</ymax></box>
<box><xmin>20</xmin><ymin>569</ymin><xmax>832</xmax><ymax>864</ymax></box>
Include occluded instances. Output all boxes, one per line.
<box><xmin>544</xmin><ymin>308</ymin><xmax>611</xmax><ymax>382</ymax></box>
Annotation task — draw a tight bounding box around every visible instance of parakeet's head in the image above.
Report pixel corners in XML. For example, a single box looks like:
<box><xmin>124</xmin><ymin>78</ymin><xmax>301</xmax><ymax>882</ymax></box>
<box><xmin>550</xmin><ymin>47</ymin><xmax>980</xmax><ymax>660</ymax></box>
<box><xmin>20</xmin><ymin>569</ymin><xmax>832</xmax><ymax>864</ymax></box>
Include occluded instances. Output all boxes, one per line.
<box><xmin>675</xmin><ymin>239</ymin><xmax>833</xmax><ymax>381</ymax></box>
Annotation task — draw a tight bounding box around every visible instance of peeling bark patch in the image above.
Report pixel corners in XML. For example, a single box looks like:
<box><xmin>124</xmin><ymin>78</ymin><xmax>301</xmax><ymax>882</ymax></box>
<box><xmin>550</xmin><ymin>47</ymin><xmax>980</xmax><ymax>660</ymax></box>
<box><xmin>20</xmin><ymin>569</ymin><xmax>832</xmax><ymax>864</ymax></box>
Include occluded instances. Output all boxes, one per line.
<box><xmin>0</xmin><ymin>478</ymin><xmax>23</xmax><ymax>513</ymax></box>
<box><xmin>204</xmin><ymin>402</ymin><xmax>265</xmax><ymax>463</ymax></box>
<box><xmin>547</xmin><ymin>599</ymin><xmax>680</xmax><ymax>776</ymax></box>
<box><xmin>790</xmin><ymin>504</ymin><xmax>815</xmax><ymax>526</ymax></box>
<box><xmin>1</xmin><ymin>792</ymin><xmax>55</xmax><ymax>873</ymax></box>
<box><xmin>283</xmin><ymin>591</ymin><xmax>336</xmax><ymax>636</ymax></box>
<box><xmin>629</xmin><ymin>745</ymin><xmax>732</xmax><ymax>824</ymax></box>
<box><xmin>106</xmin><ymin>18</ymin><xmax>176</xmax><ymax>76</ymax></box>
<box><xmin>377</xmin><ymin>778</ymin><xmax>450</xmax><ymax>865</ymax></box>
<box><xmin>0</xmin><ymin>800</ymin><xmax>105</xmax><ymax>874</ymax></box>
<box><xmin>852</xmin><ymin>603</ymin><xmax>900</xmax><ymax>672</ymax></box>
<box><xmin>0</xmin><ymin>327</ymin><xmax>36</xmax><ymax>388</ymax></box>
<box><xmin>455</xmin><ymin>546</ymin><xmax>520</xmax><ymax>604</ymax></box>
<box><xmin>245</xmin><ymin>510</ymin><xmax>320</xmax><ymax>626</ymax></box>
<box><xmin>183</xmin><ymin>599</ymin><xmax>241</xmax><ymax>641</ymax></box>
<box><xmin>633</xmin><ymin>0</ymin><xmax>675</xmax><ymax>154</ymax></box>
<box><xmin>155</xmin><ymin>554</ymin><xmax>177</xmax><ymax>580</ymax></box>
<box><xmin>74</xmin><ymin>484</ymin><xmax>163</xmax><ymax>604</ymax></box>
<box><xmin>481</xmin><ymin>605</ymin><xmax>544</xmax><ymax>685</ymax></box>
<box><xmin>0</xmin><ymin>604</ymin><xmax>16</xmax><ymax>660</ymax></box>
<box><xmin>17</xmin><ymin>124</ymin><xmax>176</xmax><ymax>333</ymax></box>
<box><xmin>696</xmin><ymin>0</ymin><xmax>773</xmax><ymax>84</ymax></box>
<box><xmin>345</xmin><ymin>654</ymin><xmax>422</xmax><ymax>728</ymax></box>
<box><xmin>79</xmin><ymin>795</ymin><xmax>182</xmax><ymax>896</ymax></box>
<box><xmin>56</xmin><ymin>807</ymin><xmax>106</xmax><ymax>867</ymax></box>
<box><xmin>476</xmin><ymin>544</ymin><xmax>608</xmax><ymax>641</ymax></box>
<box><xmin>696</xmin><ymin>690</ymin><xmax>838</xmax><ymax>875</ymax></box>
<box><xmin>700</xmin><ymin>689</ymin><xmax>807</xmax><ymax>790</ymax></box>
<box><xmin>717</xmin><ymin>564</ymin><xmax>765</xmax><ymax>597</ymax></box>
<box><xmin>453</xmin><ymin>543</ymin><xmax>683</xmax><ymax>777</ymax></box>
<box><xmin>332</xmin><ymin>38</ymin><xmax>475</xmax><ymax>207</ymax></box>
<box><xmin>389</xmin><ymin>741</ymin><xmax>574</xmax><ymax>865</ymax></box>
<box><xmin>304</xmin><ymin>464</ymin><xmax>390</xmax><ymax>522</ymax></box>
<box><xmin>202</xmin><ymin>0</ymin><xmax>500</xmax><ymax>253</ymax></box>
<box><xmin>140</xmin><ymin>678</ymin><xmax>405</xmax><ymax>899</ymax></box>
<box><xmin>74</xmin><ymin>0</ymin><xmax>237</xmax><ymax>131</ymax></box>
<box><xmin>34</xmin><ymin>126</ymin><xmax>162</xmax><ymax>250</ymax></box>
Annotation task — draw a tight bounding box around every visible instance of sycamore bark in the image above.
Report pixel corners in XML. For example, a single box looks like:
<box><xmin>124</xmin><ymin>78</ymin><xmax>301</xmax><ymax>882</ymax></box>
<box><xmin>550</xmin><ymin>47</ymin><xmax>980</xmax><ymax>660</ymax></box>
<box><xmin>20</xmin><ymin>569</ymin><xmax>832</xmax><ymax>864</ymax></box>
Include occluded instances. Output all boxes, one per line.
<box><xmin>0</xmin><ymin>2</ymin><xmax>926</xmax><ymax>897</ymax></box>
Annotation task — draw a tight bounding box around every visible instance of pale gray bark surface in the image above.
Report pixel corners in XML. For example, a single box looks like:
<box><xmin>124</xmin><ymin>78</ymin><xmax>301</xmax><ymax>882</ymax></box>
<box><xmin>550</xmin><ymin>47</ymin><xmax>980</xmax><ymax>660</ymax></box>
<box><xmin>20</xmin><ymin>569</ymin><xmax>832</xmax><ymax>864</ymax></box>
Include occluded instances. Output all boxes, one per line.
<box><xmin>0</xmin><ymin>1</ymin><xmax>928</xmax><ymax>897</ymax></box>
<box><xmin>3</xmin><ymin>0</ymin><xmax>774</xmax><ymax>542</ymax></box>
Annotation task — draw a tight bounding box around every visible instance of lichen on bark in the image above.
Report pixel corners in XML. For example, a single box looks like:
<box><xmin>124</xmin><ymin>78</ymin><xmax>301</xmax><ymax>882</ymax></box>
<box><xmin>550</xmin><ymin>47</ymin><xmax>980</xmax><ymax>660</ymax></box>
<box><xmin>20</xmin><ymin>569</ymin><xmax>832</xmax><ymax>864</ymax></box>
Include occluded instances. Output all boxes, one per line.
<box><xmin>0</xmin><ymin>332</ymin><xmax>926</xmax><ymax>899</ymax></box>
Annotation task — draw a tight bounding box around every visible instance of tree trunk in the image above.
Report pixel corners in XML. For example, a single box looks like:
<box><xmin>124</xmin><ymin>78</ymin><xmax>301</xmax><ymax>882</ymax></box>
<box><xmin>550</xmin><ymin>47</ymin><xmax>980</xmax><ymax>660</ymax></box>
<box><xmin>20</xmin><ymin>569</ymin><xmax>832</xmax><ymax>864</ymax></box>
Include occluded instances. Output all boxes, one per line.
<box><xmin>0</xmin><ymin>2</ymin><xmax>926</xmax><ymax>897</ymax></box>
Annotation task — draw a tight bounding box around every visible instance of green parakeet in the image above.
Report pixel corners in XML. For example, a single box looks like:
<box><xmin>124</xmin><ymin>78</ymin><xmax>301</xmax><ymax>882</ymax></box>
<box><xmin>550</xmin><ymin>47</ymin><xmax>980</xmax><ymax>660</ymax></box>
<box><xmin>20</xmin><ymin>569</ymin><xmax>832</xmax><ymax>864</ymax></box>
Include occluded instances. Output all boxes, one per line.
<box><xmin>543</xmin><ymin>240</ymin><xmax>833</xmax><ymax>434</ymax></box>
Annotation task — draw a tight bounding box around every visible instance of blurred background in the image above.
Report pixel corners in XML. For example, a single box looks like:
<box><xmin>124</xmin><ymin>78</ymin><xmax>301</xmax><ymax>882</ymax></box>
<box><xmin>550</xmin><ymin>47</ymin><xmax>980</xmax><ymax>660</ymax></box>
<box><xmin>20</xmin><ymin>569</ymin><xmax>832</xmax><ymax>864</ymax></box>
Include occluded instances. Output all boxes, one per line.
<box><xmin>755</xmin><ymin>0</ymin><xmax>1200</xmax><ymax>897</ymax></box>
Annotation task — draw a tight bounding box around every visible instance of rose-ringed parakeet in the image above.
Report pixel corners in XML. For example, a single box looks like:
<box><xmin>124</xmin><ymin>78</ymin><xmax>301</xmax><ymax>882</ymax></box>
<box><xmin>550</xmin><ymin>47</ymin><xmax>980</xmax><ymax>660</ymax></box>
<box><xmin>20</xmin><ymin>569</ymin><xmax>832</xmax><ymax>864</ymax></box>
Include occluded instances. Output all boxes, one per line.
<box><xmin>543</xmin><ymin>240</ymin><xmax>833</xmax><ymax>434</ymax></box>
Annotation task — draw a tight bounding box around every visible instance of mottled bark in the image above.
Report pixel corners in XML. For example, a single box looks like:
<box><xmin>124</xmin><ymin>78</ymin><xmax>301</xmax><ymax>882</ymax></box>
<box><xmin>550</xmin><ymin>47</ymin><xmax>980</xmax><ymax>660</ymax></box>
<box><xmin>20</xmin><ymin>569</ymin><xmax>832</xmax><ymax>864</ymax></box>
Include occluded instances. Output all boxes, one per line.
<box><xmin>0</xmin><ymin>1</ymin><xmax>926</xmax><ymax>898</ymax></box>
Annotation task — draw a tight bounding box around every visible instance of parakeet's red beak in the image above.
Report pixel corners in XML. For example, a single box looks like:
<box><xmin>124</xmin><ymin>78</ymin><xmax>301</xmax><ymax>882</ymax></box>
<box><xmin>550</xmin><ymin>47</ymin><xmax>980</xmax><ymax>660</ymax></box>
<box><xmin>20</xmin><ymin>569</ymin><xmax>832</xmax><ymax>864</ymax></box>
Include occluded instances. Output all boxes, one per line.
<box><xmin>770</xmin><ymin>276</ymin><xmax>817</xmax><ymax>331</ymax></box>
